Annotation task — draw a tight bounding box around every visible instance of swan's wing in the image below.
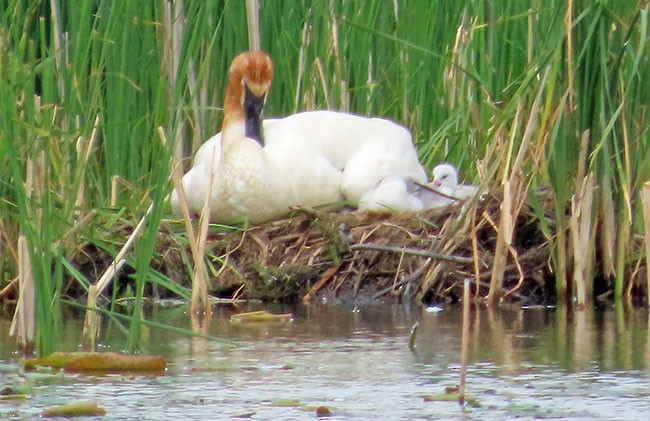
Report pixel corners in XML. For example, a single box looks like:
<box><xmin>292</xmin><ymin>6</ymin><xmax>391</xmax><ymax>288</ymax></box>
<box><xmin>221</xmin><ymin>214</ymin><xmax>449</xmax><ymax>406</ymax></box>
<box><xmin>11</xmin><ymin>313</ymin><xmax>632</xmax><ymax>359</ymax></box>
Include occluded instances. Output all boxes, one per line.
<box><xmin>263</xmin><ymin>141</ymin><xmax>344</xmax><ymax>207</ymax></box>
<box><xmin>359</xmin><ymin>176</ymin><xmax>424</xmax><ymax>212</ymax></box>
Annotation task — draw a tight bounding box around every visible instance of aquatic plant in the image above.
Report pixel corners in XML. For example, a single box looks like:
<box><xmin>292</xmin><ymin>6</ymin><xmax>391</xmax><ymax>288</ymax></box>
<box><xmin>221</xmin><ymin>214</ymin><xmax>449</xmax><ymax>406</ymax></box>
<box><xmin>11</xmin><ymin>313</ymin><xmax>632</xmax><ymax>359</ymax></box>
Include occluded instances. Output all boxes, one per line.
<box><xmin>0</xmin><ymin>0</ymin><xmax>648</xmax><ymax>354</ymax></box>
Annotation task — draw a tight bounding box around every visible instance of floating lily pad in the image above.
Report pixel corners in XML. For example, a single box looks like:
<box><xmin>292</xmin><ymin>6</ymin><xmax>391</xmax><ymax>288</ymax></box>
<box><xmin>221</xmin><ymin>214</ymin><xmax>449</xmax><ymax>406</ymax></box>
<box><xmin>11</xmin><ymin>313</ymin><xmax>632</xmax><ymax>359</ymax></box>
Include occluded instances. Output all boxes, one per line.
<box><xmin>1</xmin><ymin>385</ymin><xmax>31</xmax><ymax>396</ymax></box>
<box><xmin>24</xmin><ymin>352</ymin><xmax>166</xmax><ymax>374</ymax></box>
<box><xmin>424</xmin><ymin>392</ymin><xmax>480</xmax><ymax>407</ymax></box>
<box><xmin>270</xmin><ymin>399</ymin><xmax>303</xmax><ymax>407</ymax></box>
<box><xmin>24</xmin><ymin>352</ymin><xmax>96</xmax><ymax>370</ymax></box>
<box><xmin>22</xmin><ymin>371</ymin><xmax>66</xmax><ymax>384</ymax></box>
<box><xmin>230</xmin><ymin>310</ymin><xmax>293</xmax><ymax>323</ymax></box>
<box><xmin>64</xmin><ymin>352</ymin><xmax>167</xmax><ymax>374</ymax></box>
<box><xmin>0</xmin><ymin>394</ymin><xmax>28</xmax><ymax>404</ymax></box>
<box><xmin>41</xmin><ymin>401</ymin><xmax>106</xmax><ymax>417</ymax></box>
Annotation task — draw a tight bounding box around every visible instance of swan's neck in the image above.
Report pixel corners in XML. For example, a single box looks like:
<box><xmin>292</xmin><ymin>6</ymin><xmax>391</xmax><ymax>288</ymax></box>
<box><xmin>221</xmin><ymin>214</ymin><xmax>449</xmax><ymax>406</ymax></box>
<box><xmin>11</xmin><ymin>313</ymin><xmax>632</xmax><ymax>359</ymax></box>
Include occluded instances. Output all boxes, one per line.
<box><xmin>243</xmin><ymin>86</ymin><xmax>265</xmax><ymax>145</ymax></box>
<box><xmin>221</xmin><ymin>76</ymin><xmax>247</xmax><ymax>151</ymax></box>
<box><xmin>221</xmin><ymin>117</ymin><xmax>246</xmax><ymax>151</ymax></box>
<box><xmin>221</xmin><ymin>54</ymin><xmax>269</xmax><ymax>147</ymax></box>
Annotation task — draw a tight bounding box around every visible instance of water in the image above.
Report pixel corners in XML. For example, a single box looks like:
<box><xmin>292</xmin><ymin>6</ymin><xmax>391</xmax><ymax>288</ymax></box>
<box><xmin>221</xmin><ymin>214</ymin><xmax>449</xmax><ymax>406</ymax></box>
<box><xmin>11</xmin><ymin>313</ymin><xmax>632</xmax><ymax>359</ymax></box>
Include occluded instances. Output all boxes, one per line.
<box><xmin>1</xmin><ymin>304</ymin><xmax>649</xmax><ymax>420</ymax></box>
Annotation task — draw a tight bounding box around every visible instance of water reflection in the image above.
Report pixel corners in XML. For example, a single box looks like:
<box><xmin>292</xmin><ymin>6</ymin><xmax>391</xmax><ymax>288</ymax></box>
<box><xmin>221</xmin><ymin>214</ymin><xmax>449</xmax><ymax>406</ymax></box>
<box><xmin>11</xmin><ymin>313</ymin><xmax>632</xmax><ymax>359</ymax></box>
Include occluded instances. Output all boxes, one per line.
<box><xmin>0</xmin><ymin>304</ymin><xmax>649</xmax><ymax>420</ymax></box>
<box><xmin>1</xmin><ymin>303</ymin><xmax>648</xmax><ymax>371</ymax></box>
<box><xmin>415</xmin><ymin>304</ymin><xmax>650</xmax><ymax>372</ymax></box>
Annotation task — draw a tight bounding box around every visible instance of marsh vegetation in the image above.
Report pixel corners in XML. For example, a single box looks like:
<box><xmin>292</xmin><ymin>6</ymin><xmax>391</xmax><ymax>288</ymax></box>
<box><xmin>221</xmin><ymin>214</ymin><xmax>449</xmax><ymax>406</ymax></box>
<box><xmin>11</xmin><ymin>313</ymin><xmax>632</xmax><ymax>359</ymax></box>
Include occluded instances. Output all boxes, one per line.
<box><xmin>0</xmin><ymin>1</ymin><xmax>649</xmax><ymax>354</ymax></box>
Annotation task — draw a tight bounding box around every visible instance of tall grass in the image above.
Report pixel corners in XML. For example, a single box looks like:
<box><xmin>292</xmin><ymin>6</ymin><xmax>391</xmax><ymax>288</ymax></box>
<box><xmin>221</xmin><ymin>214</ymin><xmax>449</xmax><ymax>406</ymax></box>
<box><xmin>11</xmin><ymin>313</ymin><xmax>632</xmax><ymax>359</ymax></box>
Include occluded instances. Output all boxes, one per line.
<box><xmin>0</xmin><ymin>0</ymin><xmax>648</xmax><ymax>353</ymax></box>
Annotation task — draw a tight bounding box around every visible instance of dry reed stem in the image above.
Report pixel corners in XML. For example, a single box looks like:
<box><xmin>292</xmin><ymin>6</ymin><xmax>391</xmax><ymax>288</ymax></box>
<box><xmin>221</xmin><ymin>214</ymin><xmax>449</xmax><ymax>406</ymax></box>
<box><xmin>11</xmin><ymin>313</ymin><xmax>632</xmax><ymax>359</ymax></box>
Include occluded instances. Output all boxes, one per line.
<box><xmin>447</xmin><ymin>10</ymin><xmax>468</xmax><ymax>108</ymax></box>
<box><xmin>9</xmin><ymin>236</ymin><xmax>35</xmax><ymax>348</ymax></box>
<box><xmin>641</xmin><ymin>181</ymin><xmax>650</xmax><ymax>301</ymax></box>
<box><xmin>158</xmin><ymin>127</ymin><xmax>209</xmax><ymax>314</ymax></box>
<box><xmin>487</xmin><ymin>68</ymin><xmax>548</xmax><ymax>305</ymax></box>
<box><xmin>350</xmin><ymin>243</ymin><xmax>473</xmax><ymax>264</ymax></box>
<box><xmin>74</xmin><ymin>115</ymin><xmax>100</xmax><ymax>212</ymax></box>
<box><xmin>190</xmin><ymin>140</ymin><xmax>217</xmax><ymax>314</ymax></box>
<box><xmin>555</xmin><ymin>216</ymin><xmax>568</xmax><ymax>296</ymax></box>
<box><xmin>0</xmin><ymin>278</ymin><xmax>18</xmax><ymax>301</ymax></box>
<box><xmin>302</xmin><ymin>264</ymin><xmax>340</xmax><ymax>303</ymax></box>
<box><xmin>570</xmin><ymin>172</ymin><xmax>595</xmax><ymax>305</ymax></box>
<box><xmin>162</xmin><ymin>0</ymin><xmax>186</xmax><ymax>163</ymax></box>
<box><xmin>470</xmin><ymin>208</ymin><xmax>481</xmax><ymax>298</ymax></box>
<box><xmin>312</xmin><ymin>58</ymin><xmax>330</xmax><ymax>110</ymax></box>
<box><xmin>10</xmin><ymin>138</ymin><xmax>45</xmax><ymax>348</ymax></box>
<box><xmin>49</xmin><ymin>0</ymin><xmax>65</xmax><ymax>99</ymax></box>
<box><xmin>294</xmin><ymin>8</ymin><xmax>312</xmax><ymax>111</ymax></box>
<box><xmin>328</xmin><ymin>0</ymin><xmax>348</xmax><ymax>111</ymax></box>
<box><xmin>600</xmin><ymin>179</ymin><xmax>617</xmax><ymax>280</ymax></box>
<box><xmin>488</xmin><ymin>183</ymin><xmax>513</xmax><ymax>304</ymax></box>
<box><xmin>458</xmin><ymin>278</ymin><xmax>470</xmax><ymax>405</ymax></box>
<box><xmin>82</xmin><ymin>203</ymin><xmax>153</xmax><ymax>344</ymax></box>
<box><xmin>160</xmin><ymin>128</ymin><xmax>199</xmax><ymax>250</ymax></box>
<box><xmin>246</xmin><ymin>0</ymin><xmax>261</xmax><ymax>51</ymax></box>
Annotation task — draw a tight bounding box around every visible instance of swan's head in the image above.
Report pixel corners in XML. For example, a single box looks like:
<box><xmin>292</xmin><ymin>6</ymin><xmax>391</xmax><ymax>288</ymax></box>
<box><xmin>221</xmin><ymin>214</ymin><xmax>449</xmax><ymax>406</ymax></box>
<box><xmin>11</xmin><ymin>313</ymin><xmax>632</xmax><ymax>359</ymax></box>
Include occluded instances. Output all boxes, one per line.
<box><xmin>223</xmin><ymin>51</ymin><xmax>274</xmax><ymax>145</ymax></box>
<box><xmin>431</xmin><ymin>163</ymin><xmax>459</xmax><ymax>189</ymax></box>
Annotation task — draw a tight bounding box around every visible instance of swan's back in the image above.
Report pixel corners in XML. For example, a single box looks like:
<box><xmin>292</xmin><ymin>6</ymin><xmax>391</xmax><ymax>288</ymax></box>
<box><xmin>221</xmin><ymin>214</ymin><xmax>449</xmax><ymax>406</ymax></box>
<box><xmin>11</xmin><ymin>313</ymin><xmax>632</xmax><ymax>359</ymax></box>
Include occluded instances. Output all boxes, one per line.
<box><xmin>263</xmin><ymin>110</ymin><xmax>427</xmax><ymax>201</ymax></box>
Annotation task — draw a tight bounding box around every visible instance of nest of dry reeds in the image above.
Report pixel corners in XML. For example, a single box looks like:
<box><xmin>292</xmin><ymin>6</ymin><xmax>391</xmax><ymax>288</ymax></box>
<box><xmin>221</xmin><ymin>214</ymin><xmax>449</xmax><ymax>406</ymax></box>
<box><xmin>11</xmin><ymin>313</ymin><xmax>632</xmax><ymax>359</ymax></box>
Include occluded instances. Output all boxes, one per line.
<box><xmin>151</xmin><ymin>188</ymin><xmax>557</xmax><ymax>306</ymax></box>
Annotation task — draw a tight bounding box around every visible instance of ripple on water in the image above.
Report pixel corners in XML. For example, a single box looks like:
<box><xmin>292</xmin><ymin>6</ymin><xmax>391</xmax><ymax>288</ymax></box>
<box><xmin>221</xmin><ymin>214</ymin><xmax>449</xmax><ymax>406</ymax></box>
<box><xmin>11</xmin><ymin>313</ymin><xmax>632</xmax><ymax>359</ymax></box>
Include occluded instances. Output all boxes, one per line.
<box><xmin>1</xmin><ymin>305</ymin><xmax>650</xmax><ymax>420</ymax></box>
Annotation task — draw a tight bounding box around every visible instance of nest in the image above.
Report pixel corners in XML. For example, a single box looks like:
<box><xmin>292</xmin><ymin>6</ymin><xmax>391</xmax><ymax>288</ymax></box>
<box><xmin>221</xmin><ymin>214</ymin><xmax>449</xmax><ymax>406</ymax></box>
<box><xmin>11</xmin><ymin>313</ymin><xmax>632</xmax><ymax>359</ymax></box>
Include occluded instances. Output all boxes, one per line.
<box><xmin>154</xmin><ymin>188</ymin><xmax>556</xmax><ymax>305</ymax></box>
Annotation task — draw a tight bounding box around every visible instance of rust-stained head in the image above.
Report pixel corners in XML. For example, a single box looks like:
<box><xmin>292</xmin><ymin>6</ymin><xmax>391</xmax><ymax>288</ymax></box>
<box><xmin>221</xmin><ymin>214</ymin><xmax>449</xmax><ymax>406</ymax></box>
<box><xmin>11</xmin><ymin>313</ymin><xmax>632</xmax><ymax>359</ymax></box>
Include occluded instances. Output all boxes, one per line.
<box><xmin>229</xmin><ymin>50</ymin><xmax>274</xmax><ymax>97</ymax></box>
<box><xmin>222</xmin><ymin>50</ymin><xmax>274</xmax><ymax>137</ymax></box>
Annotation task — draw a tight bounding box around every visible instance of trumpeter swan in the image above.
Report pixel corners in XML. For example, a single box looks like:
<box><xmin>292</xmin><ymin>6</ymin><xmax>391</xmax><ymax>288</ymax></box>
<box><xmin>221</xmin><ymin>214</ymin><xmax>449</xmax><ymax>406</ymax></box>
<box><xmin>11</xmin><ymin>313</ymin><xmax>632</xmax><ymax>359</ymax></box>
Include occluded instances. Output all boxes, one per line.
<box><xmin>170</xmin><ymin>51</ymin><xmax>343</xmax><ymax>223</ymax></box>
<box><xmin>171</xmin><ymin>50</ymin><xmax>427</xmax><ymax>221</ymax></box>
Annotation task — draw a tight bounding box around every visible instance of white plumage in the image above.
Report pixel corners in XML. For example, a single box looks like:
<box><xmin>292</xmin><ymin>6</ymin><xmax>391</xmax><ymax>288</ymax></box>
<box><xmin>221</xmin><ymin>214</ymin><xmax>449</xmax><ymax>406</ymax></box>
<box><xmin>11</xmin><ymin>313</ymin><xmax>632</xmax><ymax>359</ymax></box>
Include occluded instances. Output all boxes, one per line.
<box><xmin>170</xmin><ymin>53</ymin><xmax>428</xmax><ymax>222</ymax></box>
<box><xmin>358</xmin><ymin>163</ymin><xmax>480</xmax><ymax>212</ymax></box>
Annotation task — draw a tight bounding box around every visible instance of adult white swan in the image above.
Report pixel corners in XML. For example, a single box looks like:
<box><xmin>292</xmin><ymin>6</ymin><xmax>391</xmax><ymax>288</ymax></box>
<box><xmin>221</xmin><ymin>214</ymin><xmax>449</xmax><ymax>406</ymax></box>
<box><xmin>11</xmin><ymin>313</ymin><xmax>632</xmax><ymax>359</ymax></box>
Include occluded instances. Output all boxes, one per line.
<box><xmin>171</xmin><ymin>51</ymin><xmax>427</xmax><ymax>221</ymax></box>
<box><xmin>170</xmin><ymin>50</ymin><xmax>343</xmax><ymax>223</ymax></box>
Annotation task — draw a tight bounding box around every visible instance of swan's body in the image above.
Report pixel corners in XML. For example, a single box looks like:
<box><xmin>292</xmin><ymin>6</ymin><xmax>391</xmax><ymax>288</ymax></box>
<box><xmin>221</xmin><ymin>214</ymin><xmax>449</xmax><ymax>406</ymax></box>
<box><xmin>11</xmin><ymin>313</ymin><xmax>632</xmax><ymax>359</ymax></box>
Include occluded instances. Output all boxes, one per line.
<box><xmin>178</xmin><ymin>130</ymin><xmax>344</xmax><ymax>221</ymax></box>
<box><xmin>262</xmin><ymin>111</ymin><xmax>426</xmax><ymax>201</ymax></box>
<box><xmin>183</xmin><ymin>110</ymin><xmax>426</xmax><ymax>206</ymax></box>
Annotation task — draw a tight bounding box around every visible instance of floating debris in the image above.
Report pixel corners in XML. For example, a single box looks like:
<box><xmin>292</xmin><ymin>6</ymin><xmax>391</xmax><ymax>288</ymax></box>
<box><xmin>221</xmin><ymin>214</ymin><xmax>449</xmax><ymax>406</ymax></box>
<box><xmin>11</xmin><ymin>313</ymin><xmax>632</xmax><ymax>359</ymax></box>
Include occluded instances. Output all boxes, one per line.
<box><xmin>270</xmin><ymin>399</ymin><xmax>303</xmax><ymax>407</ymax></box>
<box><xmin>316</xmin><ymin>405</ymin><xmax>332</xmax><ymax>417</ymax></box>
<box><xmin>41</xmin><ymin>401</ymin><xmax>106</xmax><ymax>417</ymax></box>
<box><xmin>408</xmin><ymin>322</ymin><xmax>418</xmax><ymax>350</ymax></box>
<box><xmin>423</xmin><ymin>390</ymin><xmax>480</xmax><ymax>407</ymax></box>
<box><xmin>24</xmin><ymin>352</ymin><xmax>167</xmax><ymax>374</ymax></box>
<box><xmin>0</xmin><ymin>394</ymin><xmax>28</xmax><ymax>404</ymax></box>
<box><xmin>230</xmin><ymin>310</ymin><xmax>293</xmax><ymax>323</ymax></box>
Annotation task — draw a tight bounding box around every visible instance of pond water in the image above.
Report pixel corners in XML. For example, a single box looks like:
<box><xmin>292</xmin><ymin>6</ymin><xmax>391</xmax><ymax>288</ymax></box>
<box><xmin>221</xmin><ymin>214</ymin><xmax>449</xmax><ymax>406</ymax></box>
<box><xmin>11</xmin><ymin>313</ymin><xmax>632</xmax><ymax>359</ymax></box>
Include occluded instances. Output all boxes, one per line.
<box><xmin>1</xmin><ymin>303</ymin><xmax>649</xmax><ymax>420</ymax></box>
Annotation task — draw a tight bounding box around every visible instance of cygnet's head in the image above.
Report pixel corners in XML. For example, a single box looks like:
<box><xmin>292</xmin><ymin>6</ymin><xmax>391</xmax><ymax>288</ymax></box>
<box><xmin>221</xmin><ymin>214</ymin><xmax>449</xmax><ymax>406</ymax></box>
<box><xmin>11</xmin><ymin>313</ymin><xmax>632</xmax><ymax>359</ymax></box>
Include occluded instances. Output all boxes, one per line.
<box><xmin>431</xmin><ymin>163</ymin><xmax>458</xmax><ymax>189</ymax></box>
